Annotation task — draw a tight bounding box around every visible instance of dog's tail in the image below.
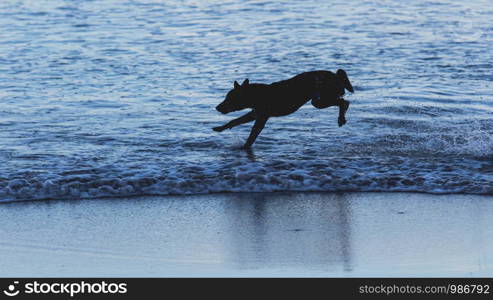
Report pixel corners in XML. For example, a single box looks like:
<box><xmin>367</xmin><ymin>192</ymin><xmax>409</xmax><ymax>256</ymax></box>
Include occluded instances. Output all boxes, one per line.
<box><xmin>336</xmin><ymin>69</ymin><xmax>354</xmax><ymax>93</ymax></box>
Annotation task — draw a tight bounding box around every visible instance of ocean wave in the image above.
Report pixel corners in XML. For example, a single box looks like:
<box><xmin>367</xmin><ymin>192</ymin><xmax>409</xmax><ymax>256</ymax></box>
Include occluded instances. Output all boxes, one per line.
<box><xmin>1</xmin><ymin>157</ymin><xmax>491</xmax><ymax>203</ymax></box>
<box><xmin>1</xmin><ymin>0</ymin><xmax>492</xmax><ymax>204</ymax></box>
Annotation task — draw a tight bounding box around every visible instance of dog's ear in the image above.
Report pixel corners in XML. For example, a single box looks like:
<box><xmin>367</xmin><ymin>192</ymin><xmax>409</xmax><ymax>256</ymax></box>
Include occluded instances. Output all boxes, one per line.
<box><xmin>336</xmin><ymin>69</ymin><xmax>354</xmax><ymax>93</ymax></box>
<box><xmin>234</xmin><ymin>80</ymin><xmax>240</xmax><ymax>89</ymax></box>
<box><xmin>242</xmin><ymin>79</ymin><xmax>249</xmax><ymax>86</ymax></box>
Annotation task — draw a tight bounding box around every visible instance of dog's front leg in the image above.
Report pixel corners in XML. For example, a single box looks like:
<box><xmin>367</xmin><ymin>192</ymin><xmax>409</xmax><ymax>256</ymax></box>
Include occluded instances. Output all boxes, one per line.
<box><xmin>213</xmin><ymin>111</ymin><xmax>255</xmax><ymax>132</ymax></box>
<box><xmin>338</xmin><ymin>99</ymin><xmax>350</xmax><ymax>127</ymax></box>
<box><xmin>242</xmin><ymin>114</ymin><xmax>268</xmax><ymax>149</ymax></box>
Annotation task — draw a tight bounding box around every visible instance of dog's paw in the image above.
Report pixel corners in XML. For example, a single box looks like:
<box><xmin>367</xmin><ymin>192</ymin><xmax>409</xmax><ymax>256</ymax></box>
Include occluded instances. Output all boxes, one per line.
<box><xmin>212</xmin><ymin>126</ymin><xmax>225</xmax><ymax>132</ymax></box>
<box><xmin>338</xmin><ymin>117</ymin><xmax>346</xmax><ymax>127</ymax></box>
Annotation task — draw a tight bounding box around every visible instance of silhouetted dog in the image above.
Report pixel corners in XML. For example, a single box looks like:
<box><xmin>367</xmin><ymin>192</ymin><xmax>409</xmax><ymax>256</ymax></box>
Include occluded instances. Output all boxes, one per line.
<box><xmin>213</xmin><ymin>69</ymin><xmax>354</xmax><ymax>148</ymax></box>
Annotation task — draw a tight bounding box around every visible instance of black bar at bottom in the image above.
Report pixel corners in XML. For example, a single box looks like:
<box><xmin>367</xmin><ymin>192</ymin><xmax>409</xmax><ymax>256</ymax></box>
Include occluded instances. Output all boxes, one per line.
<box><xmin>0</xmin><ymin>278</ymin><xmax>492</xmax><ymax>299</ymax></box>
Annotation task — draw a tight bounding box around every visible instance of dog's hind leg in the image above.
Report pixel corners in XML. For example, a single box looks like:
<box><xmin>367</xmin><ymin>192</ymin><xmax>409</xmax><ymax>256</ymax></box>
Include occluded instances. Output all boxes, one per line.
<box><xmin>242</xmin><ymin>114</ymin><xmax>268</xmax><ymax>149</ymax></box>
<box><xmin>311</xmin><ymin>90</ymin><xmax>339</xmax><ymax>109</ymax></box>
<box><xmin>213</xmin><ymin>111</ymin><xmax>255</xmax><ymax>132</ymax></box>
<box><xmin>312</xmin><ymin>97</ymin><xmax>336</xmax><ymax>109</ymax></box>
<box><xmin>338</xmin><ymin>99</ymin><xmax>350</xmax><ymax>127</ymax></box>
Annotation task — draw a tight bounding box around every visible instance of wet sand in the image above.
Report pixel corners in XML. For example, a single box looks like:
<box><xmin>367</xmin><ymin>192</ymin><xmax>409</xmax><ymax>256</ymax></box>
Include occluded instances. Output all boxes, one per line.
<box><xmin>0</xmin><ymin>192</ymin><xmax>492</xmax><ymax>277</ymax></box>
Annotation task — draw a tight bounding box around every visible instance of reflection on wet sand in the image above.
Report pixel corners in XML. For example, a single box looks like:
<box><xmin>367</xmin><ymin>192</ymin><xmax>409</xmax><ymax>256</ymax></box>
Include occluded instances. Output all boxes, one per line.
<box><xmin>0</xmin><ymin>192</ymin><xmax>491</xmax><ymax>276</ymax></box>
<box><xmin>224</xmin><ymin>193</ymin><xmax>352</xmax><ymax>273</ymax></box>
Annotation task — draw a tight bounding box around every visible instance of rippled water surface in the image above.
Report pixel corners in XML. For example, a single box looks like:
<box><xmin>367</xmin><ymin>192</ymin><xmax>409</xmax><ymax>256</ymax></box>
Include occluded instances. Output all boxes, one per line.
<box><xmin>0</xmin><ymin>0</ymin><xmax>492</xmax><ymax>201</ymax></box>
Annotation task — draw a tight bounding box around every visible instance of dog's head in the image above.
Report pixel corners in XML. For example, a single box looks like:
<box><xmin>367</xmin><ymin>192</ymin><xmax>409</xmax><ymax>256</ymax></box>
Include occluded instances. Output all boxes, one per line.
<box><xmin>216</xmin><ymin>79</ymin><xmax>250</xmax><ymax>114</ymax></box>
<box><xmin>336</xmin><ymin>69</ymin><xmax>354</xmax><ymax>93</ymax></box>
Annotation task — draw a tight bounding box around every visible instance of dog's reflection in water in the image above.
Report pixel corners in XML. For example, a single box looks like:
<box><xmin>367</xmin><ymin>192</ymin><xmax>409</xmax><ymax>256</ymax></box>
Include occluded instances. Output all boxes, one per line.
<box><xmin>224</xmin><ymin>192</ymin><xmax>352</xmax><ymax>272</ymax></box>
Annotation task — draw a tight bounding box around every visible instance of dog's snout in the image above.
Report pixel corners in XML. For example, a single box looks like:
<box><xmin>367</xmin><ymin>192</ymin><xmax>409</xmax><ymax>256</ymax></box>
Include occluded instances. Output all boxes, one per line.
<box><xmin>216</xmin><ymin>104</ymin><xmax>227</xmax><ymax>114</ymax></box>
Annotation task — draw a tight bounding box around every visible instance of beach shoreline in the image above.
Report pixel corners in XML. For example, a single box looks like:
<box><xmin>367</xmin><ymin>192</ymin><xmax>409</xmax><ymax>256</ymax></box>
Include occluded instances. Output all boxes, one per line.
<box><xmin>1</xmin><ymin>192</ymin><xmax>492</xmax><ymax>277</ymax></box>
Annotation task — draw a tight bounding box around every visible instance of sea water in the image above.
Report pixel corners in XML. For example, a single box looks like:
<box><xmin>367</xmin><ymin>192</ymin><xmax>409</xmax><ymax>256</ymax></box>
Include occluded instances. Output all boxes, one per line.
<box><xmin>0</xmin><ymin>0</ymin><xmax>492</xmax><ymax>202</ymax></box>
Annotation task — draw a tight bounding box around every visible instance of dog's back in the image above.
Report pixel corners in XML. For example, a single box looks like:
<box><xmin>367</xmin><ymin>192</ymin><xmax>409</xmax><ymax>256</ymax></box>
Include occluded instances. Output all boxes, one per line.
<box><xmin>270</xmin><ymin>70</ymin><xmax>344</xmax><ymax>101</ymax></box>
<box><xmin>258</xmin><ymin>70</ymin><xmax>346</xmax><ymax>117</ymax></box>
